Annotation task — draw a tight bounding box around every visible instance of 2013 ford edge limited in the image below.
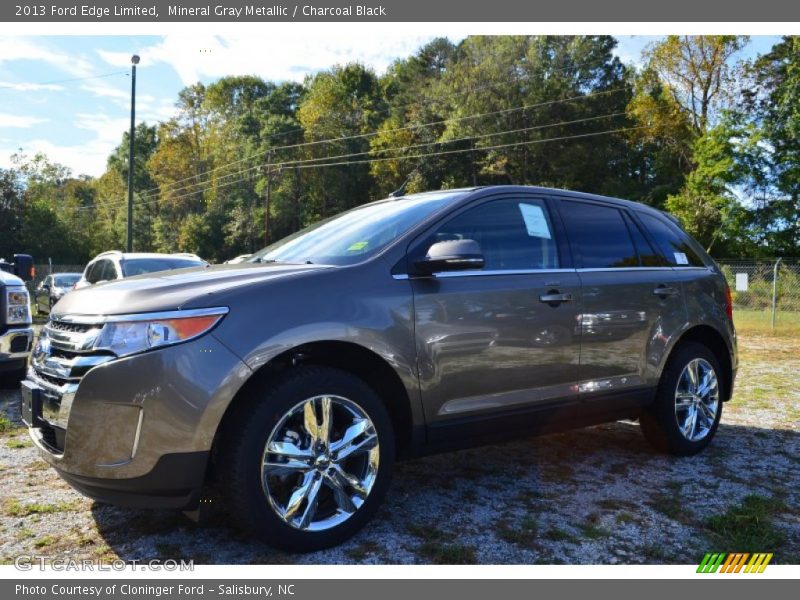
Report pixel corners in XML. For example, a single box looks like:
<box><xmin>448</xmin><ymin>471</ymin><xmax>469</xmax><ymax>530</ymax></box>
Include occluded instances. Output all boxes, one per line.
<box><xmin>22</xmin><ymin>186</ymin><xmax>737</xmax><ymax>552</ymax></box>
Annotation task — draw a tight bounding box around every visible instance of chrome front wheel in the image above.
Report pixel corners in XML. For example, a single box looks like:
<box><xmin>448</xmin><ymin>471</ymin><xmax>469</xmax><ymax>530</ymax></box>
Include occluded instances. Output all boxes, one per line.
<box><xmin>674</xmin><ymin>358</ymin><xmax>720</xmax><ymax>442</ymax></box>
<box><xmin>261</xmin><ymin>395</ymin><xmax>380</xmax><ymax>532</ymax></box>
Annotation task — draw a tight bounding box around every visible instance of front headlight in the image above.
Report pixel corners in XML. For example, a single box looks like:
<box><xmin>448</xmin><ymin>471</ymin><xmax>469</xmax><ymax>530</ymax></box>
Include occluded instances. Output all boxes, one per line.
<box><xmin>86</xmin><ymin>308</ymin><xmax>228</xmax><ymax>358</ymax></box>
<box><xmin>6</xmin><ymin>286</ymin><xmax>31</xmax><ymax>325</ymax></box>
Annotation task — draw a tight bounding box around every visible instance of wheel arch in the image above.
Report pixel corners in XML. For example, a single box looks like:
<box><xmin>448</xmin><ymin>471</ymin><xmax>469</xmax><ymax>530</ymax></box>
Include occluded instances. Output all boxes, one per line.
<box><xmin>210</xmin><ymin>340</ymin><xmax>417</xmax><ymax>463</ymax></box>
<box><xmin>666</xmin><ymin>324</ymin><xmax>734</xmax><ymax>402</ymax></box>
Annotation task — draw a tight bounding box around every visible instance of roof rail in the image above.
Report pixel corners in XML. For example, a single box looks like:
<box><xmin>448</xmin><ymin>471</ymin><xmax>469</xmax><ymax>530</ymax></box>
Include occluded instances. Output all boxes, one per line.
<box><xmin>95</xmin><ymin>250</ymin><xmax>123</xmax><ymax>257</ymax></box>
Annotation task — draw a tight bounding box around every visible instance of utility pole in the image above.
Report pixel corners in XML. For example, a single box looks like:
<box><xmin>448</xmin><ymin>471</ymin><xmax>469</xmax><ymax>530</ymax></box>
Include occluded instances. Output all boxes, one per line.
<box><xmin>264</xmin><ymin>150</ymin><xmax>273</xmax><ymax>247</ymax></box>
<box><xmin>126</xmin><ymin>54</ymin><xmax>140</xmax><ymax>252</ymax></box>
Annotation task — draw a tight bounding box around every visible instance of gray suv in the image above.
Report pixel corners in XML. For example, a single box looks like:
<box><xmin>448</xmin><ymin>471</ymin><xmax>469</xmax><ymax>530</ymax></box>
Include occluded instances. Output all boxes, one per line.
<box><xmin>21</xmin><ymin>186</ymin><xmax>737</xmax><ymax>551</ymax></box>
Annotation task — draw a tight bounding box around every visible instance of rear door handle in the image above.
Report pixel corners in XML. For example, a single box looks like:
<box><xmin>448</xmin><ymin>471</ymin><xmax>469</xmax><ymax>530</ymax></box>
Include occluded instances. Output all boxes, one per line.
<box><xmin>539</xmin><ymin>292</ymin><xmax>573</xmax><ymax>304</ymax></box>
<box><xmin>653</xmin><ymin>285</ymin><xmax>679</xmax><ymax>297</ymax></box>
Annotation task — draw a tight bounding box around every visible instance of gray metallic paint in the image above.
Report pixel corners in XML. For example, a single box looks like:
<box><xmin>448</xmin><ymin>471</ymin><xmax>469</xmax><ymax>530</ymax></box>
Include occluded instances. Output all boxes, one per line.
<box><xmin>25</xmin><ymin>186</ymin><xmax>738</xmax><ymax>504</ymax></box>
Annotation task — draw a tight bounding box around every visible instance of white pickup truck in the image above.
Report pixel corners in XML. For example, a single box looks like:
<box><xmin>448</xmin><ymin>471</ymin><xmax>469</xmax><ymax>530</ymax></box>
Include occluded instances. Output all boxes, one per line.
<box><xmin>0</xmin><ymin>254</ymin><xmax>34</xmax><ymax>382</ymax></box>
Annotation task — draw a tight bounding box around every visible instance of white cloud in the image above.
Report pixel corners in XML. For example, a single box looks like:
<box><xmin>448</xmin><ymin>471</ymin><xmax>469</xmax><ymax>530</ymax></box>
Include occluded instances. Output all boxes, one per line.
<box><xmin>0</xmin><ymin>81</ymin><xmax>64</xmax><ymax>92</ymax></box>
<box><xmin>0</xmin><ymin>113</ymin><xmax>48</xmax><ymax>128</ymax></box>
<box><xmin>0</xmin><ymin>37</ymin><xmax>93</xmax><ymax>75</ymax></box>
<box><xmin>98</xmin><ymin>33</ymin><xmax>457</xmax><ymax>85</ymax></box>
<box><xmin>81</xmin><ymin>81</ymin><xmax>130</xmax><ymax>101</ymax></box>
<box><xmin>0</xmin><ymin>138</ymin><xmax>109</xmax><ymax>177</ymax></box>
<box><xmin>0</xmin><ymin>112</ymin><xmax>129</xmax><ymax>176</ymax></box>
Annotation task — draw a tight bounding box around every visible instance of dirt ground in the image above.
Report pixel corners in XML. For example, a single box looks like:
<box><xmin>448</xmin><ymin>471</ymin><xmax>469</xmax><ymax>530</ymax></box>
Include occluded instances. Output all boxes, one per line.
<box><xmin>1</xmin><ymin>330</ymin><xmax>798</xmax><ymax>565</ymax></box>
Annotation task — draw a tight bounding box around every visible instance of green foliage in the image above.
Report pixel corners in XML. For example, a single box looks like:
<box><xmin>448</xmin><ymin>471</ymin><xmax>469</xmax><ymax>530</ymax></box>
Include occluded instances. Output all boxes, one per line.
<box><xmin>1</xmin><ymin>35</ymin><xmax>797</xmax><ymax>264</ymax></box>
<box><xmin>706</xmin><ymin>495</ymin><xmax>786</xmax><ymax>553</ymax></box>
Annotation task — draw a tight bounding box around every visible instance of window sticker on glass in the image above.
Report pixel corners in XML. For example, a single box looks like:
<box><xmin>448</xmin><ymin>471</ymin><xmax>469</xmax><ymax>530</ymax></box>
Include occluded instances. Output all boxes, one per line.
<box><xmin>518</xmin><ymin>203</ymin><xmax>551</xmax><ymax>239</ymax></box>
<box><xmin>347</xmin><ymin>241</ymin><xmax>369</xmax><ymax>252</ymax></box>
<box><xmin>674</xmin><ymin>252</ymin><xmax>689</xmax><ymax>265</ymax></box>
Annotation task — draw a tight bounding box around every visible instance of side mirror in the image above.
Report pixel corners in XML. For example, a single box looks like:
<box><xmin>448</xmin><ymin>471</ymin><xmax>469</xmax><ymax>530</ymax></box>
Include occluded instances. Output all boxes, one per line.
<box><xmin>13</xmin><ymin>254</ymin><xmax>34</xmax><ymax>282</ymax></box>
<box><xmin>413</xmin><ymin>239</ymin><xmax>485</xmax><ymax>276</ymax></box>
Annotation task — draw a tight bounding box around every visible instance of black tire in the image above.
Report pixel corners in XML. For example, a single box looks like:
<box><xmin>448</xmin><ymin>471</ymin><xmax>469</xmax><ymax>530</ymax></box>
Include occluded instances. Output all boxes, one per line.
<box><xmin>640</xmin><ymin>342</ymin><xmax>723</xmax><ymax>456</ymax></box>
<box><xmin>217</xmin><ymin>366</ymin><xmax>395</xmax><ymax>552</ymax></box>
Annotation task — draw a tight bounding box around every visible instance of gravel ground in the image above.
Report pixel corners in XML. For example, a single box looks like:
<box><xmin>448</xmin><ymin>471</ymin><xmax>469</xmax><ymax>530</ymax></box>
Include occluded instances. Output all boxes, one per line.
<box><xmin>1</xmin><ymin>331</ymin><xmax>798</xmax><ymax>565</ymax></box>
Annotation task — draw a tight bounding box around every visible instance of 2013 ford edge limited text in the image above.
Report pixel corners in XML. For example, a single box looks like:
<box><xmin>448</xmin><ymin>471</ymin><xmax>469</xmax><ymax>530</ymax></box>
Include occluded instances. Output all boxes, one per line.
<box><xmin>21</xmin><ymin>186</ymin><xmax>737</xmax><ymax>551</ymax></box>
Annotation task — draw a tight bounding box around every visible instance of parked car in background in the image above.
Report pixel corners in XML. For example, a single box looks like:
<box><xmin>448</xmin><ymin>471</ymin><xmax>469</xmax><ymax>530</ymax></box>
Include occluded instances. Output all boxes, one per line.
<box><xmin>35</xmin><ymin>273</ymin><xmax>82</xmax><ymax>314</ymax></box>
<box><xmin>74</xmin><ymin>251</ymin><xmax>208</xmax><ymax>290</ymax></box>
<box><xmin>224</xmin><ymin>254</ymin><xmax>251</xmax><ymax>264</ymax></box>
<box><xmin>0</xmin><ymin>254</ymin><xmax>34</xmax><ymax>383</ymax></box>
<box><xmin>22</xmin><ymin>186</ymin><xmax>736</xmax><ymax>552</ymax></box>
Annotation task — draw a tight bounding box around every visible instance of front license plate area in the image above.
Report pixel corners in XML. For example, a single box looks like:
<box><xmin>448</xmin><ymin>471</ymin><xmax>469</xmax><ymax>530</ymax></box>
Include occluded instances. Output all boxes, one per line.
<box><xmin>20</xmin><ymin>380</ymin><xmax>45</xmax><ymax>428</ymax></box>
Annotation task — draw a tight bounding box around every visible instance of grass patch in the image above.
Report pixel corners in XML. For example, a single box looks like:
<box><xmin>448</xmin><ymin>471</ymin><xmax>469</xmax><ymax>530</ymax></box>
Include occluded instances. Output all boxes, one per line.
<box><xmin>34</xmin><ymin>535</ymin><xmax>57</xmax><ymax>548</ymax></box>
<box><xmin>706</xmin><ymin>495</ymin><xmax>786</xmax><ymax>552</ymax></box>
<box><xmin>4</xmin><ymin>499</ymin><xmax>78</xmax><ymax>517</ymax></box>
<box><xmin>7</xmin><ymin>437</ymin><xmax>33</xmax><ymax>449</ymax></box>
<box><xmin>733</xmin><ymin>310</ymin><xmax>800</xmax><ymax>337</ymax></box>
<box><xmin>615</xmin><ymin>512</ymin><xmax>637</xmax><ymax>525</ymax></box>
<box><xmin>0</xmin><ymin>415</ymin><xmax>23</xmax><ymax>436</ymax></box>
<box><xmin>345</xmin><ymin>540</ymin><xmax>381</xmax><ymax>561</ymax></box>
<box><xmin>648</xmin><ymin>481</ymin><xmax>685</xmax><ymax>521</ymax></box>
<box><xmin>544</xmin><ymin>527</ymin><xmax>577</xmax><ymax>543</ymax></box>
<box><xmin>415</xmin><ymin>541</ymin><xmax>477</xmax><ymax>564</ymax></box>
<box><xmin>496</xmin><ymin>516</ymin><xmax>538</xmax><ymax>547</ymax></box>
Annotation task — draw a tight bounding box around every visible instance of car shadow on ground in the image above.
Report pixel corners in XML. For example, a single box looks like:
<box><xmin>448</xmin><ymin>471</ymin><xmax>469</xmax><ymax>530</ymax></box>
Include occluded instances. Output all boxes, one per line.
<box><xmin>86</xmin><ymin>419</ymin><xmax>800</xmax><ymax>564</ymax></box>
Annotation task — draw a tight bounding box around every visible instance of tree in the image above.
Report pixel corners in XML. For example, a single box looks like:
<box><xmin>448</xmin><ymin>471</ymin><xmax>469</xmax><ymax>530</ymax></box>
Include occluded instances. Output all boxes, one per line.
<box><xmin>631</xmin><ymin>36</ymin><xmax>750</xmax><ymax>247</ymax></box>
<box><xmin>0</xmin><ymin>168</ymin><xmax>24</xmax><ymax>258</ymax></box>
<box><xmin>743</xmin><ymin>36</ymin><xmax>800</xmax><ymax>255</ymax></box>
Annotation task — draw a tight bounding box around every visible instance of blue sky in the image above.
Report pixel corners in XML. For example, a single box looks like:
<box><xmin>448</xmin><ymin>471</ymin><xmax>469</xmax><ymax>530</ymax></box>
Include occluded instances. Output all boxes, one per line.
<box><xmin>0</xmin><ymin>35</ymin><xmax>783</xmax><ymax>178</ymax></box>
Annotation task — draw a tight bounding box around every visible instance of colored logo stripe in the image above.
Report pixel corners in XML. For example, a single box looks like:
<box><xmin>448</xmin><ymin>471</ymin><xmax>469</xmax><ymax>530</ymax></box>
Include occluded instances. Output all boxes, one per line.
<box><xmin>697</xmin><ymin>553</ymin><xmax>773</xmax><ymax>573</ymax></box>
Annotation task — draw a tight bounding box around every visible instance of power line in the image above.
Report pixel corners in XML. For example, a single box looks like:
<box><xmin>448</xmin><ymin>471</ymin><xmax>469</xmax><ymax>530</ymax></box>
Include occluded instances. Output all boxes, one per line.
<box><xmin>134</xmin><ymin>111</ymin><xmax>628</xmax><ymax>203</ymax></box>
<box><xmin>0</xmin><ymin>71</ymin><xmax>128</xmax><ymax>92</ymax></box>
<box><xmin>142</xmin><ymin>87</ymin><xmax>629</xmax><ymax>196</ymax></box>
<box><xmin>75</xmin><ymin>125</ymin><xmax>641</xmax><ymax>212</ymax></box>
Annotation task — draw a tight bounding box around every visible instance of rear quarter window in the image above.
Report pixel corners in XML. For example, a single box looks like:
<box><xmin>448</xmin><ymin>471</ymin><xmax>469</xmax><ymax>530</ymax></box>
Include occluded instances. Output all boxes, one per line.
<box><xmin>558</xmin><ymin>200</ymin><xmax>640</xmax><ymax>268</ymax></box>
<box><xmin>636</xmin><ymin>212</ymin><xmax>707</xmax><ymax>267</ymax></box>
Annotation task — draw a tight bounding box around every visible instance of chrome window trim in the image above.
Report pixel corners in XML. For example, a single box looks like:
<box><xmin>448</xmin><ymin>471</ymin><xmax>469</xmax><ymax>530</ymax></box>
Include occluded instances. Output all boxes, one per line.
<box><xmin>576</xmin><ymin>266</ymin><xmax>711</xmax><ymax>272</ymax></box>
<box><xmin>53</xmin><ymin>306</ymin><xmax>230</xmax><ymax>325</ymax></box>
<box><xmin>393</xmin><ymin>268</ymin><xmax>576</xmax><ymax>280</ymax></box>
<box><xmin>392</xmin><ymin>265</ymin><xmax>710</xmax><ymax>279</ymax></box>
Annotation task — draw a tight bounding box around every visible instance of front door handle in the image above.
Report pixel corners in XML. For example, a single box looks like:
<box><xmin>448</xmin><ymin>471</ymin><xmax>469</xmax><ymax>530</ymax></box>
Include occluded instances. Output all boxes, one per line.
<box><xmin>653</xmin><ymin>285</ymin><xmax>679</xmax><ymax>297</ymax></box>
<box><xmin>539</xmin><ymin>291</ymin><xmax>573</xmax><ymax>304</ymax></box>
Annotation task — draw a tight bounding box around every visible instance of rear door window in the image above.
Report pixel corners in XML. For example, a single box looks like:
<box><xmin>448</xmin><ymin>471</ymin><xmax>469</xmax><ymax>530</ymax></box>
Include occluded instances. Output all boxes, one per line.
<box><xmin>558</xmin><ymin>201</ymin><xmax>639</xmax><ymax>268</ymax></box>
<box><xmin>637</xmin><ymin>212</ymin><xmax>706</xmax><ymax>267</ymax></box>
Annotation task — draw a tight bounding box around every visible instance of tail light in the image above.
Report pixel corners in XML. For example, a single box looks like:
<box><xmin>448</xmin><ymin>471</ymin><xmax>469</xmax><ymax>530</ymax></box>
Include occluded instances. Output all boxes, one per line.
<box><xmin>724</xmin><ymin>283</ymin><xmax>734</xmax><ymax>321</ymax></box>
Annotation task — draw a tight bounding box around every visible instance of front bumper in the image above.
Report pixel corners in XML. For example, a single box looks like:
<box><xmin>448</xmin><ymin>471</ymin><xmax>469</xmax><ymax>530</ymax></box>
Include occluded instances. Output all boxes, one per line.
<box><xmin>0</xmin><ymin>326</ymin><xmax>33</xmax><ymax>362</ymax></box>
<box><xmin>24</xmin><ymin>333</ymin><xmax>251</xmax><ymax>508</ymax></box>
<box><xmin>55</xmin><ymin>451</ymin><xmax>209</xmax><ymax>509</ymax></box>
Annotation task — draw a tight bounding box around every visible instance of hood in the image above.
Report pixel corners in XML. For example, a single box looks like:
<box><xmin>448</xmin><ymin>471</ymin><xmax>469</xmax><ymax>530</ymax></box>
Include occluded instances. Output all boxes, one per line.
<box><xmin>51</xmin><ymin>262</ymin><xmax>331</xmax><ymax>317</ymax></box>
<box><xmin>0</xmin><ymin>269</ymin><xmax>24</xmax><ymax>286</ymax></box>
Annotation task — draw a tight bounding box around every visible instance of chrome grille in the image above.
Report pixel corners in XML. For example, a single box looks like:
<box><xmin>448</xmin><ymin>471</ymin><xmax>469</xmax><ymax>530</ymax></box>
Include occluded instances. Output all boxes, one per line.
<box><xmin>30</xmin><ymin>317</ymin><xmax>116</xmax><ymax>431</ymax></box>
<box><xmin>47</xmin><ymin>320</ymin><xmax>94</xmax><ymax>334</ymax></box>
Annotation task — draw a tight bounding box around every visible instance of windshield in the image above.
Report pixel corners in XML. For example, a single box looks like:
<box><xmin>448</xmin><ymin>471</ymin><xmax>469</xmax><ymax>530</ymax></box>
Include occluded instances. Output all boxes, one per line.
<box><xmin>54</xmin><ymin>274</ymin><xmax>80</xmax><ymax>287</ymax></box>
<box><xmin>121</xmin><ymin>257</ymin><xmax>205</xmax><ymax>277</ymax></box>
<box><xmin>248</xmin><ymin>192</ymin><xmax>463</xmax><ymax>266</ymax></box>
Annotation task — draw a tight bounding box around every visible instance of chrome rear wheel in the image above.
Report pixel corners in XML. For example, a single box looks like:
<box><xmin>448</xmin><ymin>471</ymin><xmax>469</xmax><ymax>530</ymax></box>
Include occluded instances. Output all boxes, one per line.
<box><xmin>674</xmin><ymin>358</ymin><xmax>720</xmax><ymax>442</ymax></box>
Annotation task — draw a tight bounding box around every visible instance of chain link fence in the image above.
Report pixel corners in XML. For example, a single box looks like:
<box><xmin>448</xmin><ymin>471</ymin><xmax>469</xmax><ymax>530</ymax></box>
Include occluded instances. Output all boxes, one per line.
<box><xmin>716</xmin><ymin>259</ymin><xmax>800</xmax><ymax>331</ymax></box>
